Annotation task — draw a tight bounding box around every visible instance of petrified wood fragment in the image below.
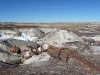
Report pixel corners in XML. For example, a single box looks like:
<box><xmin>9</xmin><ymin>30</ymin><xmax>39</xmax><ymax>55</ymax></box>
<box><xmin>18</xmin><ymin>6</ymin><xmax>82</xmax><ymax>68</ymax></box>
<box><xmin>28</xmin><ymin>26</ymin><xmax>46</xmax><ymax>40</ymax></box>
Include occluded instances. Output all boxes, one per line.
<box><xmin>47</xmin><ymin>46</ymin><xmax>64</xmax><ymax>59</ymax></box>
<box><xmin>47</xmin><ymin>45</ymin><xmax>100</xmax><ymax>71</ymax></box>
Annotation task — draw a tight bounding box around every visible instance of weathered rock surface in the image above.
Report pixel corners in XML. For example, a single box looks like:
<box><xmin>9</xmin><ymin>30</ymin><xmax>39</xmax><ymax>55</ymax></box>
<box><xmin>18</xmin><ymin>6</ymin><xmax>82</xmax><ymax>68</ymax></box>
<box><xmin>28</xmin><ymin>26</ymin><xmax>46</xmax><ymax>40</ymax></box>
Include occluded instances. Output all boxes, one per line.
<box><xmin>0</xmin><ymin>39</ymin><xmax>39</xmax><ymax>52</ymax></box>
<box><xmin>0</xmin><ymin>39</ymin><xmax>39</xmax><ymax>65</ymax></box>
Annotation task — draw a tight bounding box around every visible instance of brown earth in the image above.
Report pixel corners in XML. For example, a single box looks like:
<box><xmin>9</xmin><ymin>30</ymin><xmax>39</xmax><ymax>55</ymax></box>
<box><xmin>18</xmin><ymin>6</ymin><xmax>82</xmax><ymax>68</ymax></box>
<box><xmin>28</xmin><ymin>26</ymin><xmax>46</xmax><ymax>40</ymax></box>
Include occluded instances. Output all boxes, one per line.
<box><xmin>0</xmin><ymin>59</ymin><xmax>100</xmax><ymax>75</ymax></box>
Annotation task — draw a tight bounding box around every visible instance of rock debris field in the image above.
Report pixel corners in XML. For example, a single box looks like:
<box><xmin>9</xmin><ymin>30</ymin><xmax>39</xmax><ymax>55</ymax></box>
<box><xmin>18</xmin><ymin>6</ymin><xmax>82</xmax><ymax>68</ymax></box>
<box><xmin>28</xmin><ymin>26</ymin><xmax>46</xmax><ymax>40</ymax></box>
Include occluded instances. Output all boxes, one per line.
<box><xmin>0</xmin><ymin>27</ymin><xmax>100</xmax><ymax>75</ymax></box>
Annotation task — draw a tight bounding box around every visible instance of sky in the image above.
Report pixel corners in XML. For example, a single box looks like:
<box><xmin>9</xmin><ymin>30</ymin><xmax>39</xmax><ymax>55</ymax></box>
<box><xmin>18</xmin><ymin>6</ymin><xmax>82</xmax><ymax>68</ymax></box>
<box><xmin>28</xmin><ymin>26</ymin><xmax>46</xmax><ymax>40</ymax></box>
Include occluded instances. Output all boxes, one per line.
<box><xmin>0</xmin><ymin>0</ymin><xmax>100</xmax><ymax>22</ymax></box>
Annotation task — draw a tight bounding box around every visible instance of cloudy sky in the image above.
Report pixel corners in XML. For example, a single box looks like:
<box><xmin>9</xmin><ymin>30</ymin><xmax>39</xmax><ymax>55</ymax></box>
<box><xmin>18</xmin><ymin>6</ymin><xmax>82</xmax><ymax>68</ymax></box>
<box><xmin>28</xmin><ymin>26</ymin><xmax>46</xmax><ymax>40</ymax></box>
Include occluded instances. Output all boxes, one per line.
<box><xmin>0</xmin><ymin>0</ymin><xmax>100</xmax><ymax>22</ymax></box>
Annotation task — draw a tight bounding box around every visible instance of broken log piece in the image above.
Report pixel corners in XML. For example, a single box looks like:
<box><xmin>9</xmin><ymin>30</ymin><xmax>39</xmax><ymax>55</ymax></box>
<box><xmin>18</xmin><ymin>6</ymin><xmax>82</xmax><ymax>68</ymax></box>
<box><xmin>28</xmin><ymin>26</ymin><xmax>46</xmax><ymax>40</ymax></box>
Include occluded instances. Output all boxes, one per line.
<box><xmin>47</xmin><ymin>46</ymin><xmax>64</xmax><ymax>59</ymax></box>
<box><xmin>59</xmin><ymin>49</ymin><xmax>71</xmax><ymax>63</ymax></box>
<box><xmin>69</xmin><ymin>50</ymin><xmax>100</xmax><ymax>71</ymax></box>
<box><xmin>47</xmin><ymin>45</ymin><xmax>100</xmax><ymax>71</ymax></box>
<box><xmin>60</xmin><ymin>48</ymin><xmax>100</xmax><ymax>71</ymax></box>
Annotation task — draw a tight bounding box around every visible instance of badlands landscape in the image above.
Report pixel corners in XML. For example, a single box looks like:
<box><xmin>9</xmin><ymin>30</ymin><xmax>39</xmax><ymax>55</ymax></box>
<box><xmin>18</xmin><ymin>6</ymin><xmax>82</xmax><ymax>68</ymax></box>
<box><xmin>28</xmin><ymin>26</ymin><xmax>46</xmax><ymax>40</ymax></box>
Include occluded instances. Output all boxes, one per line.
<box><xmin>0</xmin><ymin>22</ymin><xmax>100</xmax><ymax>75</ymax></box>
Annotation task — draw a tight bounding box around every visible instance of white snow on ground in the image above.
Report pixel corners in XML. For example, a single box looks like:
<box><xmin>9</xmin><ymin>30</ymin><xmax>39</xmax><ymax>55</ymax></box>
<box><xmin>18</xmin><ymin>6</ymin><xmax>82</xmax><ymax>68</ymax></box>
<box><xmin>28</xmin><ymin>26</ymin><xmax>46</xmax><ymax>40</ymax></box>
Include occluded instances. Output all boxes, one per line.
<box><xmin>23</xmin><ymin>52</ymin><xmax>51</xmax><ymax>64</ymax></box>
<box><xmin>0</xmin><ymin>34</ymin><xmax>10</xmax><ymax>39</ymax></box>
<box><xmin>0</xmin><ymin>32</ymin><xmax>39</xmax><ymax>42</ymax></box>
<box><xmin>14</xmin><ymin>32</ymin><xmax>38</xmax><ymax>42</ymax></box>
<box><xmin>14</xmin><ymin>37</ymin><xmax>28</xmax><ymax>41</ymax></box>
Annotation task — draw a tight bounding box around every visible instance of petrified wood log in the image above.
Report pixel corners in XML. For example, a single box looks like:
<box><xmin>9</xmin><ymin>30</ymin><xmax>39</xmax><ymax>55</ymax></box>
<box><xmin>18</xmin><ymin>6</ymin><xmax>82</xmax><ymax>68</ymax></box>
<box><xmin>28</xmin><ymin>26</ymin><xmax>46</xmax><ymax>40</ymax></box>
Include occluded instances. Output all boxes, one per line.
<box><xmin>47</xmin><ymin>46</ymin><xmax>64</xmax><ymax>59</ymax></box>
<box><xmin>47</xmin><ymin>46</ymin><xmax>100</xmax><ymax>71</ymax></box>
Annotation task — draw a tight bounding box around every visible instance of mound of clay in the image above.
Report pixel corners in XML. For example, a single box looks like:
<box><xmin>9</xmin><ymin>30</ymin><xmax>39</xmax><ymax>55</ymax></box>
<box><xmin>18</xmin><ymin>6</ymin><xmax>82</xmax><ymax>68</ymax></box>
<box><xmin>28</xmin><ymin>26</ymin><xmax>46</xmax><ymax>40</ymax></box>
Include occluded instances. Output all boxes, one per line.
<box><xmin>39</xmin><ymin>27</ymin><xmax>56</xmax><ymax>34</ymax></box>
<box><xmin>26</xmin><ymin>28</ymin><xmax>44</xmax><ymax>38</ymax></box>
<box><xmin>42</xmin><ymin>28</ymin><xmax>84</xmax><ymax>45</ymax></box>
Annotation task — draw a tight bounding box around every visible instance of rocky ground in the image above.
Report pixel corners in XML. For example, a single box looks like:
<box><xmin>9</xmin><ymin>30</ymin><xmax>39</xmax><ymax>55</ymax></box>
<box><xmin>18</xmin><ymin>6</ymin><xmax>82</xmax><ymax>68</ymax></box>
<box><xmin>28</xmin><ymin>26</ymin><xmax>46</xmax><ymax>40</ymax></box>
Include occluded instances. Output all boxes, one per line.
<box><xmin>0</xmin><ymin>59</ymin><xmax>100</xmax><ymax>75</ymax></box>
<box><xmin>0</xmin><ymin>24</ymin><xmax>100</xmax><ymax>75</ymax></box>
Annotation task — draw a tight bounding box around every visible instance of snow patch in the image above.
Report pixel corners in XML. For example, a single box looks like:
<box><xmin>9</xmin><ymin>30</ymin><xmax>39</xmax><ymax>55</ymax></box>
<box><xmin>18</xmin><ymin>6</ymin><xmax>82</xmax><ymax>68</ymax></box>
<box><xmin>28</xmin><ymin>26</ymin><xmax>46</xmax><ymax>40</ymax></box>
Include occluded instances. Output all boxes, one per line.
<box><xmin>0</xmin><ymin>34</ymin><xmax>10</xmax><ymax>39</ymax></box>
<box><xmin>0</xmin><ymin>32</ymin><xmax>39</xmax><ymax>42</ymax></box>
<box><xmin>14</xmin><ymin>32</ymin><xmax>39</xmax><ymax>42</ymax></box>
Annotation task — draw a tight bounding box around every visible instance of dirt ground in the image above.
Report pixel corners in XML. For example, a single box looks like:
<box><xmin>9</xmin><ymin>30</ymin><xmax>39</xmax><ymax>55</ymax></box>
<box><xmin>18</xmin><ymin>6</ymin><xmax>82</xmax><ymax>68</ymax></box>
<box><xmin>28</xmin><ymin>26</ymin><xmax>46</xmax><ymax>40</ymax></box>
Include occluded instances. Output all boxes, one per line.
<box><xmin>0</xmin><ymin>59</ymin><xmax>100</xmax><ymax>75</ymax></box>
<box><xmin>0</xmin><ymin>23</ymin><xmax>100</xmax><ymax>75</ymax></box>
